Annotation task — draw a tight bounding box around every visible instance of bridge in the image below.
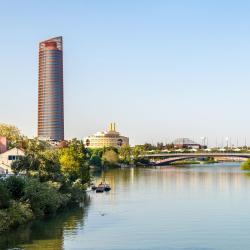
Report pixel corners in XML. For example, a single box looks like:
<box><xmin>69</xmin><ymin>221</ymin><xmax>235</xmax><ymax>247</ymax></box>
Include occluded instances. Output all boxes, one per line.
<box><xmin>143</xmin><ymin>153</ymin><xmax>250</xmax><ymax>166</ymax></box>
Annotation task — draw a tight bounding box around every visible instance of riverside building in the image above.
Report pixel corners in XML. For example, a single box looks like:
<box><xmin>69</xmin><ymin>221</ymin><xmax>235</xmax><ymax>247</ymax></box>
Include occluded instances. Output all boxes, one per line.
<box><xmin>38</xmin><ymin>36</ymin><xmax>64</xmax><ymax>141</ymax></box>
<box><xmin>84</xmin><ymin>123</ymin><xmax>129</xmax><ymax>148</ymax></box>
<box><xmin>173</xmin><ymin>138</ymin><xmax>201</xmax><ymax>149</ymax></box>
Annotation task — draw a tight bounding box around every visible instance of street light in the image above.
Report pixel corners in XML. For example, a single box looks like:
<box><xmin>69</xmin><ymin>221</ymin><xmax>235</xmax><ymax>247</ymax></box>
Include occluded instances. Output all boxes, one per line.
<box><xmin>225</xmin><ymin>137</ymin><xmax>229</xmax><ymax>150</ymax></box>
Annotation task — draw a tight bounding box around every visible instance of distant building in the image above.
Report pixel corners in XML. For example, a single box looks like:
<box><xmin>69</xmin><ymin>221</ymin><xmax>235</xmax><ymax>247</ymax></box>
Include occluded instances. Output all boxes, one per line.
<box><xmin>84</xmin><ymin>123</ymin><xmax>129</xmax><ymax>148</ymax></box>
<box><xmin>173</xmin><ymin>138</ymin><xmax>201</xmax><ymax>149</ymax></box>
<box><xmin>38</xmin><ymin>36</ymin><xmax>64</xmax><ymax>141</ymax></box>
<box><xmin>0</xmin><ymin>137</ymin><xmax>7</xmax><ymax>153</ymax></box>
<box><xmin>0</xmin><ymin>147</ymin><xmax>25</xmax><ymax>174</ymax></box>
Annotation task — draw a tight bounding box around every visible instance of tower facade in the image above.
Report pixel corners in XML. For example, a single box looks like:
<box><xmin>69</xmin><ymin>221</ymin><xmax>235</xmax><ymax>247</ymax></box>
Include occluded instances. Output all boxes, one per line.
<box><xmin>38</xmin><ymin>37</ymin><xmax>64</xmax><ymax>141</ymax></box>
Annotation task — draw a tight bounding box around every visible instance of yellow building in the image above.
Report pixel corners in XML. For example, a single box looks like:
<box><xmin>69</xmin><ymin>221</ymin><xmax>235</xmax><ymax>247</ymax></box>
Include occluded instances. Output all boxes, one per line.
<box><xmin>84</xmin><ymin>123</ymin><xmax>129</xmax><ymax>148</ymax></box>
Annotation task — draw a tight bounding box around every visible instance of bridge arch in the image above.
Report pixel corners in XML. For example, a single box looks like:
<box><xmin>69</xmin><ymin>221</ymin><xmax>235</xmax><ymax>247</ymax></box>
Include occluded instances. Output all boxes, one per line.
<box><xmin>143</xmin><ymin>153</ymin><xmax>250</xmax><ymax>166</ymax></box>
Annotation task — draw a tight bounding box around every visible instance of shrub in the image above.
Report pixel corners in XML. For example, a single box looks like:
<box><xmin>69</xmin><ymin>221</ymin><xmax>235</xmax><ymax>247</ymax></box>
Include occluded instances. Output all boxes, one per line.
<box><xmin>59</xmin><ymin>181</ymin><xmax>83</xmax><ymax>205</ymax></box>
<box><xmin>0</xmin><ymin>181</ymin><xmax>10</xmax><ymax>209</ymax></box>
<box><xmin>7</xmin><ymin>201</ymin><xmax>33</xmax><ymax>228</ymax></box>
<box><xmin>241</xmin><ymin>159</ymin><xmax>250</xmax><ymax>170</ymax></box>
<box><xmin>23</xmin><ymin>178</ymin><xmax>62</xmax><ymax>217</ymax></box>
<box><xmin>134</xmin><ymin>157</ymin><xmax>150</xmax><ymax>165</ymax></box>
<box><xmin>89</xmin><ymin>155</ymin><xmax>102</xmax><ymax>168</ymax></box>
<box><xmin>0</xmin><ymin>201</ymin><xmax>33</xmax><ymax>233</ymax></box>
<box><xmin>0</xmin><ymin>210</ymin><xmax>10</xmax><ymax>233</ymax></box>
<box><xmin>102</xmin><ymin>150</ymin><xmax>119</xmax><ymax>167</ymax></box>
<box><xmin>5</xmin><ymin>176</ymin><xmax>26</xmax><ymax>200</ymax></box>
<box><xmin>67</xmin><ymin>185</ymin><xmax>84</xmax><ymax>204</ymax></box>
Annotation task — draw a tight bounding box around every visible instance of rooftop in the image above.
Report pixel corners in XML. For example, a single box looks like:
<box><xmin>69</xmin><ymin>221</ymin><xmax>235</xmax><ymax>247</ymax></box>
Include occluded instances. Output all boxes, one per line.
<box><xmin>173</xmin><ymin>138</ymin><xmax>199</xmax><ymax>145</ymax></box>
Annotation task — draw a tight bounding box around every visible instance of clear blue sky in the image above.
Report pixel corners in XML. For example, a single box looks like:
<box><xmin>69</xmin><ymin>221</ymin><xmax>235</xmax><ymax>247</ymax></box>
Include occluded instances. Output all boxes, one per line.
<box><xmin>0</xmin><ymin>0</ymin><xmax>250</xmax><ymax>146</ymax></box>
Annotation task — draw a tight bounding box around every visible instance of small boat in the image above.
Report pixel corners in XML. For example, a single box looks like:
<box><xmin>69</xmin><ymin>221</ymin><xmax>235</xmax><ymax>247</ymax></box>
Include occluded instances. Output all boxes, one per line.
<box><xmin>96</xmin><ymin>184</ymin><xmax>105</xmax><ymax>193</ymax></box>
<box><xmin>104</xmin><ymin>184</ymin><xmax>111</xmax><ymax>192</ymax></box>
<box><xmin>91</xmin><ymin>185</ymin><xmax>97</xmax><ymax>191</ymax></box>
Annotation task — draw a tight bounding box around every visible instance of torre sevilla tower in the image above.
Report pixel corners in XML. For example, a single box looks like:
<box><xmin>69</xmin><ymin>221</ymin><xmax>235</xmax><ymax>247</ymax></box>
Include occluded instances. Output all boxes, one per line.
<box><xmin>38</xmin><ymin>37</ymin><xmax>64</xmax><ymax>141</ymax></box>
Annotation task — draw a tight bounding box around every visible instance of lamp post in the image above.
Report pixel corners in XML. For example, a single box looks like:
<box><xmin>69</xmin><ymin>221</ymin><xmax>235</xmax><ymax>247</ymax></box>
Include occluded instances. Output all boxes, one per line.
<box><xmin>225</xmin><ymin>137</ymin><xmax>229</xmax><ymax>150</ymax></box>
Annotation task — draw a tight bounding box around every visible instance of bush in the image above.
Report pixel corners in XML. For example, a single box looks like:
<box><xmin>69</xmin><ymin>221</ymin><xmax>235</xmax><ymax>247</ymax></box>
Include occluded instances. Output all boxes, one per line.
<box><xmin>134</xmin><ymin>157</ymin><xmax>150</xmax><ymax>165</ymax></box>
<box><xmin>0</xmin><ymin>201</ymin><xmax>33</xmax><ymax>233</ymax></box>
<box><xmin>0</xmin><ymin>181</ymin><xmax>10</xmax><ymax>209</ymax></box>
<box><xmin>23</xmin><ymin>178</ymin><xmax>63</xmax><ymax>217</ymax></box>
<box><xmin>0</xmin><ymin>210</ymin><xmax>10</xmax><ymax>233</ymax></box>
<box><xmin>7</xmin><ymin>201</ymin><xmax>33</xmax><ymax>227</ymax></box>
<box><xmin>67</xmin><ymin>185</ymin><xmax>84</xmax><ymax>204</ymax></box>
<box><xmin>5</xmin><ymin>176</ymin><xmax>26</xmax><ymax>200</ymax></box>
<box><xmin>89</xmin><ymin>155</ymin><xmax>102</xmax><ymax>168</ymax></box>
<box><xmin>102</xmin><ymin>150</ymin><xmax>119</xmax><ymax>167</ymax></box>
<box><xmin>241</xmin><ymin>159</ymin><xmax>250</xmax><ymax>170</ymax></box>
<box><xmin>59</xmin><ymin>181</ymin><xmax>83</xmax><ymax>205</ymax></box>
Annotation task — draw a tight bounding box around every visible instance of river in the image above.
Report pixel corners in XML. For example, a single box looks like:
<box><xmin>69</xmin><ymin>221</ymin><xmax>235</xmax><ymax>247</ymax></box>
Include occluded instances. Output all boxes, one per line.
<box><xmin>1</xmin><ymin>163</ymin><xmax>250</xmax><ymax>250</ymax></box>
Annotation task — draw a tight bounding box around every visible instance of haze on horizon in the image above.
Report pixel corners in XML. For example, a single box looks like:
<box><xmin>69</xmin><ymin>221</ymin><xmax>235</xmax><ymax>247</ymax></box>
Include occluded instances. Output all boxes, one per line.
<box><xmin>0</xmin><ymin>0</ymin><xmax>250</xmax><ymax>146</ymax></box>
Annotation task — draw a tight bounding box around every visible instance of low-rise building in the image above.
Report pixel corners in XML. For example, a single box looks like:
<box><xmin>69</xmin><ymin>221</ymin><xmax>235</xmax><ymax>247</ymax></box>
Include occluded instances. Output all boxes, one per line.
<box><xmin>84</xmin><ymin>123</ymin><xmax>129</xmax><ymax>148</ymax></box>
<box><xmin>0</xmin><ymin>147</ymin><xmax>25</xmax><ymax>174</ymax></box>
<box><xmin>173</xmin><ymin>138</ymin><xmax>201</xmax><ymax>149</ymax></box>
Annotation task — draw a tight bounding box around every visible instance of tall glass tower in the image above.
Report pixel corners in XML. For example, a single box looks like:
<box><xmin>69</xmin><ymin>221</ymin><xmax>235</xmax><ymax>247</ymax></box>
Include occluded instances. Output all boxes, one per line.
<box><xmin>38</xmin><ymin>36</ymin><xmax>64</xmax><ymax>141</ymax></box>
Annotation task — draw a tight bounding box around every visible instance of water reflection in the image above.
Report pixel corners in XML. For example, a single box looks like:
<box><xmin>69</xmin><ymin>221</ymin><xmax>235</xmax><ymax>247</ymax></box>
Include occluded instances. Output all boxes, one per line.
<box><xmin>94</xmin><ymin>163</ymin><xmax>248</xmax><ymax>194</ymax></box>
<box><xmin>0</xmin><ymin>195</ymin><xmax>90</xmax><ymax>250</ymax></box>
<box><xmin>2</xmin><ymin>163</ymin><xmax>250</xmax><ymax>250</ymax></box>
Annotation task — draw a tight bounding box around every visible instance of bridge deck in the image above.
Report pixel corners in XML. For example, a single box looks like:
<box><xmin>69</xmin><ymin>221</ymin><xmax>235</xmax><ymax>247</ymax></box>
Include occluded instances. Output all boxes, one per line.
<box><xmin>144</xmin><ymin>153</ymin><xmax>250</xmax><ymax>158</ymax></box>
<box><xmin>143</xmin><ymin>153</ymin><xmax>250</xmax><ymax>166</ymax></box>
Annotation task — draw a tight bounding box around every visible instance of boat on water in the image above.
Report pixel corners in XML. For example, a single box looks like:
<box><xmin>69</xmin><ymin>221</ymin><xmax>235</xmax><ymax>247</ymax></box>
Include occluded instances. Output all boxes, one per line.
<box><xmin>96</xmin><ymin>184</ymin><xmax>105</xmax><ymax>193</ymax></box>
<box><xmin>104</xmin><ymin>184</ymin><xmax>111</xmax><ymax>191</ymax></box>
<box><xmin>95</xmin><ymin>182</ymin><xmax>111</xmax><ymax>193</ymax></box>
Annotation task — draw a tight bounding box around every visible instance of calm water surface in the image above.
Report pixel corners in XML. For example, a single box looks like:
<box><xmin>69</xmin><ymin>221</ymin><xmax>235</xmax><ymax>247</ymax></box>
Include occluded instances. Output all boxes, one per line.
<box><xmin>2</xmin><ymin>163</ymin><xmax>250</xmax><ymax>250</ymax></box>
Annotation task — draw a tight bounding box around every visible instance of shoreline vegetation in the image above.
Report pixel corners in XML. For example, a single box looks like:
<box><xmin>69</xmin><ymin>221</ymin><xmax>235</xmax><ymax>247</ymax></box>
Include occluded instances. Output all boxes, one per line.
<box><xmin>0</xmin><ymin>135</ymin><xmax>91</xmax><ymax>234</ymax></box>
<box><xmin>0</xmin><ymin>123</ymin><xmax>248</xmax><ymax>233</ymax></box>
<box><xmin>240</xmin><ymin>159</ymin><xmax>250</xmax><ymax>171</ymax></box>
<box><xmin>0</xmin><ymin>124</ymin><xmax>149</xmax><ymax>233</ymax></box>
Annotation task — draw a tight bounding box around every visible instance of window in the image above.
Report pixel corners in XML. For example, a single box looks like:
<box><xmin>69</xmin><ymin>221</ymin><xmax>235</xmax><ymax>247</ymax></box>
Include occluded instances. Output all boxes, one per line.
<box><xmin>8</xmin><ymin>155</ymin><xmax>15</xmax><ymax>160</ymax></box>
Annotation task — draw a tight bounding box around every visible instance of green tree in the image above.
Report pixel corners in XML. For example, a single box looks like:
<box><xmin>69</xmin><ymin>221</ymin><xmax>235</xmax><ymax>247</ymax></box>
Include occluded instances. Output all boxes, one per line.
<box><xmin>156</xmin><ymin>142</ymin><xmax>164</xmax><ymax>150</ymax></box>
<box><xmin>23</xmin><ymin>138</ymin><xmax>51</xmax><ymax>154</ymax></box>
<box><xmin>59</xmin><ymin>148</ymin><xmax>81</xmax><ymax>177</ymax></box>
<box><xmin>23</xmin><ymin>178</ymin><xmax>64</xmax><ymax>217</ymax></box>
<box><xmin>0</xmin><ymin>123</ymin><xmax>22</xmax><ymax>148</ymax></box>
<box><xmin>5</xmin><ymin>176</ymin><xmax>26</xmax><ymax>200</ymax></box>
<box><xmin>59</xmin><ymin>139</ymin><xmax>90</xmax><ymax>185</ymax></box>
<box><xmin>102</xmin><ymin>150</ymin><xmax>119</xmax><ymax>167</ymax></box>
<box><xmin>89</xmin><ymin>155</ymin><xmax>102</xmax><ymax>168</ymax></box>
<box><xmin>0</xmin><ymin>181</ymin><xmax>10</xmax><ymax>209</ymax></box>
<box><xmin>143</xmin><ymin>143</ymin><xmax>156</xmax><ymax>151</ymax></box>
<box><xmin>11</xmin><ymin>154</ymin><xmax>40</xmax><ymax>175</ymax></box>
<box><xmin>119</xmin><ymin>145</ymin><xmax>131</xmax><ymax>163</ymax></box>
<box><xmin>12</xmin><ymin>148</ymin><xmax>61</xmax><ymax>182</ymax></box>
<box><xmin>132</xmin><ymin>145</ymin><xmax>145</xmax><ymax>159</ymax></box>
<box><xmin>38</xmin><ymin>150</ymin><xmax>61</xmax><ymax>182</ymax></box>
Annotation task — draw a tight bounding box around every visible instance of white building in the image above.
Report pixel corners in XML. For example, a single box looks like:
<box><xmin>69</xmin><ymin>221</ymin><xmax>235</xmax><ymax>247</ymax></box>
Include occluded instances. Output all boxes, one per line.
<box><xmin>0</xmin><ymin>147</ymin><xmax>25</xmax><ymax>174</ymax></box>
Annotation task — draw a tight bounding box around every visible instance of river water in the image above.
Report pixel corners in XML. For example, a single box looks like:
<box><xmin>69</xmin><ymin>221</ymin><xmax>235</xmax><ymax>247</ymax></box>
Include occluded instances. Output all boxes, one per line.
<box><xmin>1</xmin><ymin>163</ymin><xmax>250</xmax><ymax>250</ymax></box>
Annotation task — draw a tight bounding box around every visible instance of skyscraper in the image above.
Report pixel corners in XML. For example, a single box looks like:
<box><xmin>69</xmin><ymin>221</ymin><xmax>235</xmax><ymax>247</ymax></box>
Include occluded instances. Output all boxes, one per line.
<box><xmin>38</xmin><ymin>36</ymin><xmax>64</xmax><ymax>141</ymax></box>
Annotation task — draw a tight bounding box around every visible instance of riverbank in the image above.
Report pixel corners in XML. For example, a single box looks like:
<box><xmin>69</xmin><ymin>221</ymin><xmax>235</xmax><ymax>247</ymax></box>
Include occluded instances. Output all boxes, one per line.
<box><xmin>0</xmin><ymin>175</ymin><xmax>86</xmax><ymax>234</ymax></box>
